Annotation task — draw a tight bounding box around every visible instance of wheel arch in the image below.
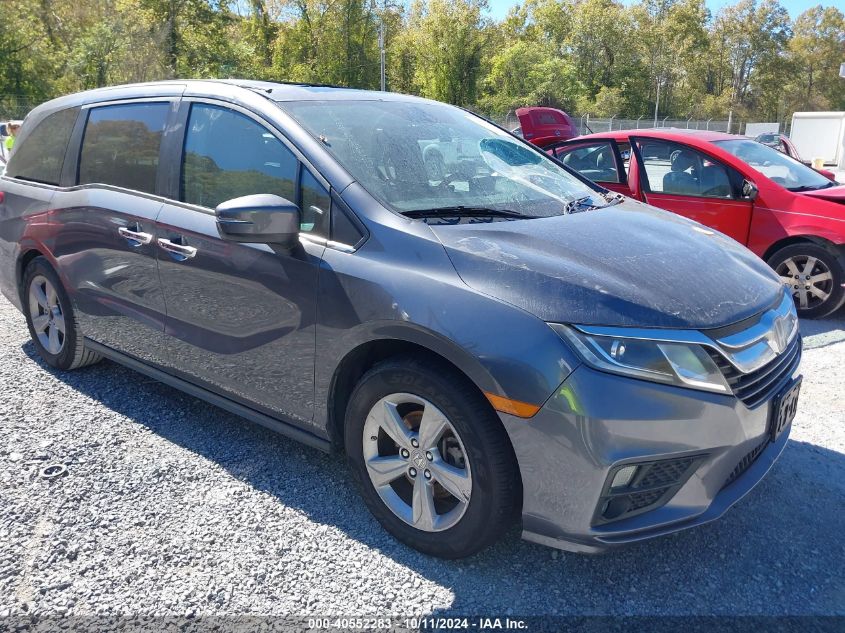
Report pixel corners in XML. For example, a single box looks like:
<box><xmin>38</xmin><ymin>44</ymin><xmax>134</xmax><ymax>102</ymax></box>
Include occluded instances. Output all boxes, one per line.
<box><xmin>16</xmin><ymin>247</ymin><xmax>49</xmax><ymax>300</ymax></box>
<box><xmin>762</xmin><ymin>234</ymin><xmax>842</xmax><ymax>263</ymax></box>
<box><xmin>327</xmin><ymin>337</ymin><xmax>501</xmax><ymax>452</ymax></box>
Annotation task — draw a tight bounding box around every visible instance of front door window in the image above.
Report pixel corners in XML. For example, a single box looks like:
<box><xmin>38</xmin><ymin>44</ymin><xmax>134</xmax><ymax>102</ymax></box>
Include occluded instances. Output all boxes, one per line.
<box><xmin>555</xmin><ymin>142</ymin><xmax>622</xmax><ymax>184</ymax></box>
<box><xmin>636</xmin><ymin>140</ymin><xmax>734</xmax><ymax>199</ymax></box>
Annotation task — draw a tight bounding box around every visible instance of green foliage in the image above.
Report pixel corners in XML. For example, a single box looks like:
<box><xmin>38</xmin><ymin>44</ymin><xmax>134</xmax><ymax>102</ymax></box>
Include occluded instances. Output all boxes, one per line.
<box><xmin>479</xmin><ymin>41</ymin><xmax>582</xmax><ymax>117</ymax></box>
<box><xmin>1</xmin><ymin>0</ymin><xmax>843</xmax><ymax>127</ymax></box>
<box><xmin>404</xmin><ymin>0</ymin><xmax>490</xmax><ymax>106</ymax></box>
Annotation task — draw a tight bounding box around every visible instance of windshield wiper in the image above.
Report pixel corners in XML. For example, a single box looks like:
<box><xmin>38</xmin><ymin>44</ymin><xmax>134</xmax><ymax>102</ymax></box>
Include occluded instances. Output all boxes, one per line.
<box><xmin>789</xmin><ymin>181</ymin><xmax>836</xmax><ymax>192</ymax></box>
<box><xmin>402</xmin><ymin>206</ymin><xmax>536</xmax><ymax>219</ymax></box>
<box><xmin>597</xmin><ymin>191</ymin><xmax>624</xmax><ymax>206</ymax></box>
<box><xmin>564</xmin><ymin>193</ymin><xmax>622</xmax><ymax>214</ymax></box>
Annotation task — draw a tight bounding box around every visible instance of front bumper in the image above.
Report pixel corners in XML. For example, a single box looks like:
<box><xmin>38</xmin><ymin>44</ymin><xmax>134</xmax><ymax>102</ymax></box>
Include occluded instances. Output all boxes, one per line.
<box><xmin>501</xmin><ymin>363</ymin><xmax>797</xmax><ymax>553</ymax></box>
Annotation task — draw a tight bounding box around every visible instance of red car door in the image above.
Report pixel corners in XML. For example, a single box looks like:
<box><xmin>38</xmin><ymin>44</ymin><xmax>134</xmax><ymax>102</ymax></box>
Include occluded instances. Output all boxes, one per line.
<box><xmin>548</xmin><ymin>139</ymin><xmax>633</xmax><ymax>196</ymax></box>
<box><xmin>630</xmin><ymin>136</ymin><xmax>754</xmax><ymax>244</ymax></box>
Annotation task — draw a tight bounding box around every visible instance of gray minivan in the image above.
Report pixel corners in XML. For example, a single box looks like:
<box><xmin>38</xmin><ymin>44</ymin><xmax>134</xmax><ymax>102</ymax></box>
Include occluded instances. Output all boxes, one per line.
<box><xmin>0</xmin><ymin>81</ymin><xmax>801</xmax><ymax>557</ymax></box>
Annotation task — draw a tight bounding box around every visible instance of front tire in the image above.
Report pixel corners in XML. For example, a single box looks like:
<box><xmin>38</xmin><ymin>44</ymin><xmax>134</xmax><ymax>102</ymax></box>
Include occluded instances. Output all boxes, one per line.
<box><xmin>22</xmin><ymin>257</ymin><xmax>102</xmax><ymax>370</ymax></box>
<box><xmin>345</xmin><ymin>357</ymin><xmax>520</xmax><ymax>558</ymax></box>
<box><xmin>768</xmin><ymin>243</ymin><xmax>845</xmax><ymax>318</ymax></box>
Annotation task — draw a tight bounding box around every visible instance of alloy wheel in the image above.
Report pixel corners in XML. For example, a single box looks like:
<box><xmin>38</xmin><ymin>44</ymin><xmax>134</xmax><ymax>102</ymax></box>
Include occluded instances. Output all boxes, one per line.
<box><xmin>28</xmin><ymin>275</ymin><xmax>66</xmax><ymax>355</ymax></box>
<box><xmin>362</xmin><ymin>393</ymin><xmax>473</xmax><ymax>532</ymax></box>
<box><xmin>776</xmin><ymin>255</ymin><xmax>833</xmax><ymax>311</ymax></box>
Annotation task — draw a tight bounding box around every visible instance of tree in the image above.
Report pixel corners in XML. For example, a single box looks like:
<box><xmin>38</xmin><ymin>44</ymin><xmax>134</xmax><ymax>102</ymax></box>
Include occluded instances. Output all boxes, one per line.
<box><xmin>270</xmin><ymin>0</ymin><xmax>380</xmax><ymax>87</ymax></box>
<box><xmin>786</xmin><ymin>6</ymin><xmax>845</xmax><ymax>112</ymax></box>
<box><xmin>479</xmin><ymin>40</ymin><xmax>583</xmax><ymax>117</ymax></box>
<box><xmin>1</xmin><ymin>0</ymin><xmax>843</xmax><ymax>127</ymax></box>
<box><xmin>713</xmin><ymin>0</ymin><xmax>790</xmax><ymax>110</ymax></box>
<box><xmin>405</xmin><ymin>0</ymin><xmax>490</xmax><ymax>106</ymax></box>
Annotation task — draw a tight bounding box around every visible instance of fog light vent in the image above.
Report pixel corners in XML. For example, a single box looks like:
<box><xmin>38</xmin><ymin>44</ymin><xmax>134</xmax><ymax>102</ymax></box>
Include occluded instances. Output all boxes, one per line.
<box><xmin>594</xmin><ymin>455</ymin><xmax>705</xmax><ymax>526</ymax></box>
<box><xmin>610</xmin><ymin>465</ymin><xmax>638</xmax><ymax>489</ymax></box>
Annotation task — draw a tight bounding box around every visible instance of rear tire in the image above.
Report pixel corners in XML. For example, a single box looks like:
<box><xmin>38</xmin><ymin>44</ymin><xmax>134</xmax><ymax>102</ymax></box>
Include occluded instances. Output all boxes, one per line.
<box><xmin>345</xmin><ymin>356</ymin><xmax>521</xmax><ymax>558</ymax></box>
<box><xmin>22</xmin><ymin>257</ymin><xmax>102</xmax><ymax>370</ymax></box>
<box><xmin>767</xmin><ymin>243</ymin><xmax>845</xmax><ymax>319</ymax></box>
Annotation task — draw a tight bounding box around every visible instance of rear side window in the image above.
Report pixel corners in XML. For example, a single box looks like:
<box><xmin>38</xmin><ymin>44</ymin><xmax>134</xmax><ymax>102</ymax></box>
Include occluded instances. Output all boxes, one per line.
<box><xmin>78</xmin><ymin>102</ymin><xmax>169</xmax><ymax>194</ymax></box>
<box><xmin>181</xmin><ymin>104</ymin><xmax>297</xmax><ymax>210</ymax></box>
<box><xmin>536</xmin><ymin>111</ymin><xmax>565</xmax><ymax>125</ymax></box>
<box><xmin>6</xmin><ymin>108</ymin><xmax>78</xmax><ymax>185</ymax></box>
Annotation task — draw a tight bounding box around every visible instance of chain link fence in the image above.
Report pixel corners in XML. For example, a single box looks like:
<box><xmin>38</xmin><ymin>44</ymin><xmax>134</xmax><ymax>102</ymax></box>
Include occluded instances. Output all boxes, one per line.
<box><xmin>574</xmin><ymin>116</ymin><xmax>743</xmax><ymax>135</ymax></box>
<box><xmin>0</xmin><ymin>95</ymin><xmax>40</xmax><ymax>121</ymax></box>
<box><xmin>492</xmin><ymin>111</ymin><xmax>778</xmax><ymax>137</ymax></box>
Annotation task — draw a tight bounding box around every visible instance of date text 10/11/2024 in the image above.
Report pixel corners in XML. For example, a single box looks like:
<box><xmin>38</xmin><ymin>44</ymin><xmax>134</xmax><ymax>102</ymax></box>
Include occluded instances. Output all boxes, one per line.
<box><xmin>307</xmin><ymin>617</ymin><xmax>529</xmax><ymax>630</ymax></box>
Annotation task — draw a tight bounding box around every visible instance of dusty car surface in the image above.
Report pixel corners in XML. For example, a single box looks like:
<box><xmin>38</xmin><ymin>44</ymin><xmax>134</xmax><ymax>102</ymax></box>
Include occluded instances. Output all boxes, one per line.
<box><xmin>0</xmin><ymin>81</ymin><xmax>800</xmax><ymax>557</ymax></box>
<box><xmin>548</xmin><ymin>128</ymin><xmax>845</xmax><ymax>318</ymax></box>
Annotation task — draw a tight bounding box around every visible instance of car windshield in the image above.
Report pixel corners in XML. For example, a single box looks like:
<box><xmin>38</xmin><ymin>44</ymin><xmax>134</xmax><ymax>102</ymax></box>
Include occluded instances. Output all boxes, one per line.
<box><xmin>715</xmin><ymin>139</ymin><xmax>832</xmax><ymax>192</ymax></box>
<box><xmin>279</xmin><ymin>99</ymin><xmax>601</xmax><ymax>218</ymax></box>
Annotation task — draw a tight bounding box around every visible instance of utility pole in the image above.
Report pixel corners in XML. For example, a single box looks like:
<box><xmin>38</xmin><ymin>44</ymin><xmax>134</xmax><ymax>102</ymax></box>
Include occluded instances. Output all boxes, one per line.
<box><xmin>653</xmin><ymin>77</ymin><xmax>660</xmax><ymax>128</ymax></box>
<box><xmin>379</xmin><ymin>23</ymin><xmax>386</xmax><ymax>92</ymax></box>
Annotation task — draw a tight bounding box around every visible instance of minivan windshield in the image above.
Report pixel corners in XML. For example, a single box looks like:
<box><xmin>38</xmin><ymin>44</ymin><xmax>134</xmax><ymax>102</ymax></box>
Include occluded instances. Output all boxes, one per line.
<box><xmin>279</xmin><ymin>100</ymin><xmax>603</xmax><ymax>218</ymax></box>
<box><xmin>715</xmin><ymin>139</ymin><xmax>833</xmax><ymax>192</ymax></box>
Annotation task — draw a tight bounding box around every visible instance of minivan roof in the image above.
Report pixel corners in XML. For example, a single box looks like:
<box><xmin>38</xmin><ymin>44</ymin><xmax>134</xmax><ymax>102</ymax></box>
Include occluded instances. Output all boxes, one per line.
<box><xmin>210</xmin><ymin>79</ymin><xmax>426</xmax><ymax>103</ymax></box>
<box><xmin>35</xmin><ymin>79</ymin><xmax>431</xmax><ymax>110</ymax></box>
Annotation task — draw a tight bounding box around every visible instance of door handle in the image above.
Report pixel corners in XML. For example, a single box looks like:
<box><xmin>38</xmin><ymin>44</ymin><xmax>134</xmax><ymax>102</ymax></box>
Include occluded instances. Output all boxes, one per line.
<box><xmin>118</xmin><ymin>226</ymin><xmax>153</xmax><ymax>245</ymax></box>
<box><xmin>158</xmin><ymin>238</ymin><xmax>197</xmax><ymax>260</ymax></box>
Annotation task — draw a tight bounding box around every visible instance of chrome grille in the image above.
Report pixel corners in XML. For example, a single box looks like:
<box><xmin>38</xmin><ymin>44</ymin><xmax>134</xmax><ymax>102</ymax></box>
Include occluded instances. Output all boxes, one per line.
<box><xmin>708</xmin><ymin>335</ymin><xmax>802</xmax><ymax>409</ymax></box>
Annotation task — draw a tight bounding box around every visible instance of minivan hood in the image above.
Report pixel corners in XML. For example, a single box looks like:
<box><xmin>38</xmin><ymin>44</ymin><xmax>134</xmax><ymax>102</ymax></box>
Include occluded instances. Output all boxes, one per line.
<box><xmin>430</xmin><ymin>201</ymin><xmax>783</xmax><ymax>329</ymax></box>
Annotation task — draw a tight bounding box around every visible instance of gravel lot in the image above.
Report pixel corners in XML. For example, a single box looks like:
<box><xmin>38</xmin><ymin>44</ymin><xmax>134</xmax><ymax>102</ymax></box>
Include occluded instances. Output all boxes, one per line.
<box><xmin>1</xmin><ymin>295</ymin><xmax>843</xmax><ymax>619</ymax></box>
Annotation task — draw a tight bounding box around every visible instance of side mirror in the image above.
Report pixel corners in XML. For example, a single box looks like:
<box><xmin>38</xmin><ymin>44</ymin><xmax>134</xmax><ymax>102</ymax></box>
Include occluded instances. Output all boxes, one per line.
<box><xmin>742</xmin><ymin>180</ymin><xmax>758</xmax><ymax>201</ymax></box>
<box><xmin>215</xmin><ymin>194</ymin><xmax>300</xmax><ymax>249</ymax></box>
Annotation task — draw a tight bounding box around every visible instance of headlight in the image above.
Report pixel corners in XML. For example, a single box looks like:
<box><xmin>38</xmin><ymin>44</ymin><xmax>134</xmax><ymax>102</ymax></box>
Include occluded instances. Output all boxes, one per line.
<box><xmin>551</xmin><ymin>324</ymin><xmax>730</xmax><ymax>394</ymax></box>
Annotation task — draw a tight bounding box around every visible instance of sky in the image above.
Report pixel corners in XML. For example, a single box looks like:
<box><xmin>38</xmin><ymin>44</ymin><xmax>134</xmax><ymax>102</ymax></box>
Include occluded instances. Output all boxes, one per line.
<box><xmin>484</xmin><ymin>0</ymin><xmax>835</xmax><ymax>20</ymax></box>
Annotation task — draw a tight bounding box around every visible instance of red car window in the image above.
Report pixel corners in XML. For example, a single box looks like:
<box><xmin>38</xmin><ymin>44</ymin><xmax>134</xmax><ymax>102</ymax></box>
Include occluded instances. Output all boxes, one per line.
<box><xmin>536</xmin><ymin>112</ymin><xmax>566</xmax><ymax>126</ymax></box>
<box><xmin>556</xmin><ymin>142</ymin><xmax>621</xmax><ymax>184</ymax></box>
<box><xmin>636</xmin><ymin>140</ymin><xmax>734</xmax><ymax>199</ymax></box>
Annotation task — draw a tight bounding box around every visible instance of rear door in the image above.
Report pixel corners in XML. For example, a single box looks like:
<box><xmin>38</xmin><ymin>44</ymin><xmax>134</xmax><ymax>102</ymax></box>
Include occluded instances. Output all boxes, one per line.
<box><xmin>50</xmin><ymin>99</ymin><xmax>176</xmax><ymax>360</ymax></box>
<box><xmin>548</xmin><ymin>139</ymin><xmax>633</xmax><ymax>196</ymax></box>
<box><xmin>630</xmin><ymin>136</ymin><xmax>753</xmax><ymax>244</ymax></box>
<box><xmin>153</xmin><ymin>100</ymin><xmax>327</xmax><ymax>426</ymax></box>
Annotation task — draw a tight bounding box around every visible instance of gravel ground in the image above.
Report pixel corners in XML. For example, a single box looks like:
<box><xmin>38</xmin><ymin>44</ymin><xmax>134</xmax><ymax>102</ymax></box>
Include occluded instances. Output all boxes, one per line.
<box><xmin>0</xmin><ymin>295</ymin><xmax>843</xmax><ymax>619</ymax></box>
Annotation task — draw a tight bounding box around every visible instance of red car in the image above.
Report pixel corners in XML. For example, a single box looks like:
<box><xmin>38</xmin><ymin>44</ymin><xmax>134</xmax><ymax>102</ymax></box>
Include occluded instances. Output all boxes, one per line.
<box><xmin>542</xmin><ymin>129</ymin><xmax>845</xmax><ymax>317</ymax></box>
<box><xmin>512</xmin><ymin>107</ymin><xmax>579</xmax><ymax>145</ymax></box>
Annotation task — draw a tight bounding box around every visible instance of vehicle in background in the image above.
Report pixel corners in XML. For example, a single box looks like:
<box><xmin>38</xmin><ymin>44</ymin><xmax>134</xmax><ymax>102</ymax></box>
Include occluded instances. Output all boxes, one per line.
<box><xmin>546</xmin><ymin>129</ymin><xmax>845</xmax><ymax>318</ymax></box>
<box><xmin>417</xmin><ymin>132</ymin><xmax>488</xmax><ymax>182</ymax></box>
<box><xmin>511</xmin><ymin>107</ymin><xmax>579</xmax><ymax>145</ymax></box>
<box><xmin>754</xmin><ymin>133</ymin><xmax>837</xmax><ymax>181</ymax></box>
<box><xmin>1</xmin><ymin>82</ymin><xmax>799</xmax><ymax>557</ymax></box>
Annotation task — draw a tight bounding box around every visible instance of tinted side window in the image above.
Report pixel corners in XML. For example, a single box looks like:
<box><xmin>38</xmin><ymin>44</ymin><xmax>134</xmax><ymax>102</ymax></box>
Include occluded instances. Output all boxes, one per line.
<box><xmin>636</xmin><ymin>140</ymin><xmax>734</xmax><ymax>199</ymax></box>
<box><xmin>300</xmin><ymin>169</ymin><xmax>330</xmax><ymax>236</ymax></box>
<box><xmin>536</xmin><ymin>111</ymin><xmax>565</xmax><ymax>125</ymax></box>
<box><xmin>181</xmin><ymin>104</ymin><xmax>297</xmax><ymax>211</ymax></box>
<box><xmin>6</xmin><ymin>108</ymin><xmax>78</xmax><ymax>185</ymax></box>
<box><xmin>78</xmin><ymin>103</ymin><xmax>169</xmax><ymax>194</ymax></box>
<box><xmin>332</xmin><ymin>204</ymin><xmax>364</xmax><ymax>246</ymax></box>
